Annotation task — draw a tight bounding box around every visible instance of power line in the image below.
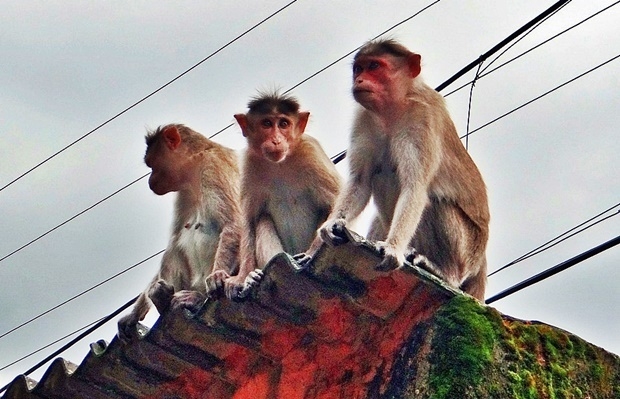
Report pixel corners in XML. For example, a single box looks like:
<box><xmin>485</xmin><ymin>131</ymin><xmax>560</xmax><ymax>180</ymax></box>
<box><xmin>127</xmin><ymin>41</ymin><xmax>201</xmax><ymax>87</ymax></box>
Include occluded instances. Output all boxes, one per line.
<box><xmin>0</xmin><ymin>173</ymin><xmax>150</xmax><ymax>264</ymax></box>
<box><xmin>478</xmin><ymin>1</ymin><xmax>571</xmax><ymax>76</ymax></box>
<box><xmin>462</xmin><ymin>52</ymin><xmax>620</xmax><ymax>139</ymax></box>
<box><xmin>486</xmin><ymin>235</ymin><xmax>620</xmax><ymax>304</ymax></box>
<box><xmin>489</xmin><ymin>203</ymin><xmax>620</xmax><ymax>277</ymax></box>
<box><xmin>209</xmin><ymin>0</ymin><xmax>442</xmax><ymax>140</ymax></box>
<box><xmin>0</xmin><ymin>296</ymin><xmax>138</xmax><ymax>395</ymax></box>
<box><xmin>435</xmin><ymin>0</ymin><xmax>570</xmax><ymax>92</ymax></box>
<box><xmin>444</xmin><ymin>0</ymin><xmax>620</xmax><ymax>98</ymax></box>
<box><xmin>0</xmin><ymin>0</ymin><xmax>299</xmax><ymax>194</ymax></box>
<box><xmin>0</xmin><ymin>318</ymin><xmax>103</xmax><ymax>373</ymax></box>
<box><xmin>0</xmin><ymin>250</ymin><xmax>163</xmax><ymax>341</ymax></box>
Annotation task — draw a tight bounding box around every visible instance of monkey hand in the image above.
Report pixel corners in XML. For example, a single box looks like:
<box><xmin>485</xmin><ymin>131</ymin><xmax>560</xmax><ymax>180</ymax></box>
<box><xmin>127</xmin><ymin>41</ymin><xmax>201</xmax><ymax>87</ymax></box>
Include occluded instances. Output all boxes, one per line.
<box><xmin>374</xmin><ymin>241</ymin><xmax>405</xmax><ymax>272</ymax></box>
<box><xmin>319</xmin><ymin>218</ymin><xmax>349</xmax><ymax>246</ymax></box>
<box><xmin>206</xmin><ymin>269</ymin><xmax>231</xmax><ymax>298</ymax></box>
<box><xmin>170</xmin><ymin>290</ymin><xmax>207</xmax><ymax>314</ymax></box>
<box><xmin>148</xmin><ymin>279</ymin><xmax>175</xmax><ymax>315</ymax></box>
<box><xmin>292</xmin><ymin>253</ymin><xmax>312</xmax><ymax>271</ymax></box>
<box><xmin>117</xmin><ymin>313</ymin><xmax>140</xmax><ymax>344</ymax></box>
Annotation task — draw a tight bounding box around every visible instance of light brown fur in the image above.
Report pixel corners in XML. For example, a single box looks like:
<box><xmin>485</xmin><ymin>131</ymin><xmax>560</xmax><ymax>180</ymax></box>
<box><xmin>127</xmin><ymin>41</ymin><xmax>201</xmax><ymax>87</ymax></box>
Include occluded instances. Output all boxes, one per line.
<box><xmin>312</xmin><ymin>40</ymin><xmax>489</xmax><ymax>300</ymax></box>
<box><xmin>118</xmin><ymin>124</ymin><xmax>241</xmax><ymax>341</ymax></box>
<box><xmin>227</xmin><ymin>92</ymin><xmax>341</xmax><ymax>298</ymax></box>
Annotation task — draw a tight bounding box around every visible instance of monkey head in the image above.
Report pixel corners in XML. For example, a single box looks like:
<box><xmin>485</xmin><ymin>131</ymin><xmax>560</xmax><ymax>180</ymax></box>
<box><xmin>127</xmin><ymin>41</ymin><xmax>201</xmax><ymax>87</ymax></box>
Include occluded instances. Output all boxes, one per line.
<box><xmin>235</xmin><ymin>92</ymin><xmax>309</xmax><ymax>163</ymax></box>
<box><xmin>352</xmin><ymin>39</ymin><xmax>422</xmax><ymax>112</ymax></box>
<box><xmin>144</xmin><ymin>125</ymin><xmax>194</xmax><ymax>195</ymax></box>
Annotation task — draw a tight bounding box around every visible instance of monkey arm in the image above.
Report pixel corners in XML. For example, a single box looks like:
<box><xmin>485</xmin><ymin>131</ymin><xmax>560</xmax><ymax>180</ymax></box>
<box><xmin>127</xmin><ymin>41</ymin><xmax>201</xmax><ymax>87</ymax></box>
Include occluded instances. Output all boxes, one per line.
<box><xmin>377</xmin><ymin>128</ymin><xmax>440</xmax><ymax>270</ymax></box>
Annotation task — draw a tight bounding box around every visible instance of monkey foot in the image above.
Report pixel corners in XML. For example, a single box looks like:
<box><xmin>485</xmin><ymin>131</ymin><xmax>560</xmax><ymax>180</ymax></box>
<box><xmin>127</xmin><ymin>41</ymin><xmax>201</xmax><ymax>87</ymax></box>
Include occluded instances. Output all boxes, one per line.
<box><xmin>236</xmin><ymin>269</ymin><xmax>264</xmax><ymax>300</ymax></box>
<box><xmin>291</xmin><ymin>253</ymin><xmax>313</xmax><ymax>271</ymax></box>
<box><xmin>170</xmin><ymin>290</ymin><xmax>207</xmax><ymax>314</ymax></box>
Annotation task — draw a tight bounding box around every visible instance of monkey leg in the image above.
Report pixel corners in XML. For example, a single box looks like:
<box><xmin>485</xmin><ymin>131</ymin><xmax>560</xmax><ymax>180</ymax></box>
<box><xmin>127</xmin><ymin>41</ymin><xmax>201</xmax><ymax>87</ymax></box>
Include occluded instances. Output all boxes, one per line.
<box><xmin>411</xmin><ymin>200</ymin><xmax>487</xmax><ymax>300</ymax></box>
<box><xmin>148</xmin><ymin>279</ymin><xmax>175</xmax><ymax>315</ymax></box>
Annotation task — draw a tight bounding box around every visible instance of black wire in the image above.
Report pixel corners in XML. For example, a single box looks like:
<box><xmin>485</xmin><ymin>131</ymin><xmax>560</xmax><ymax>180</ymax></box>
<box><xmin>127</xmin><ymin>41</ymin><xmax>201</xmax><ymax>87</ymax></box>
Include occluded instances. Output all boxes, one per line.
<box><xmin>462</xmin><ymin>53</ymin><xmax>620</xmax><ymax>139</ymax></box>
<box><xmin>489</xmin><ymin>203</ymin><xmax>620</xmax><ymax>277</ymax></box>
<box><xmin>0</xmin><ymin>250</ymin><xmax>164</xmax><ymax>341</ymax></box>
<box><xmin>0</xmin><ymin>318</ymin><xmax>103</xmax><ymax>372</ymax></box>
<box><xmin>209</xmin><ymin>0</ymin><xmax>442</xmax><ymax>140</ymax></box>
<box><xmin>464</xmin><ymin>61</ymin><xmax>484</xmax><ymax>150</ymax></box>
<box><xmin>479</xmin><ymin>1</ymin><xmax>572</xmax><ymax>75</ymax></box>
<box><xmin>0</xmin><ymin>296</ymin><xmax>138</xmax><ymax>395</ymax></box>
<box><xmin>444</xmin><ymin>0</ymin><xmax>620</xmax><ymax>98</ymax></box>
<box><xmin>486</xmin><ymin>235</ymin><xmax>620</xmax><ymax>304</ymax></box>
<box><xmin>0</xmin><ymin>173</ymin><xmax>150</xmax><ymax>264</ymax></box>
<box><xmin>0</xmin><ymin>0</ymin><xmax>299</xmax><ymax>194</ymax></box>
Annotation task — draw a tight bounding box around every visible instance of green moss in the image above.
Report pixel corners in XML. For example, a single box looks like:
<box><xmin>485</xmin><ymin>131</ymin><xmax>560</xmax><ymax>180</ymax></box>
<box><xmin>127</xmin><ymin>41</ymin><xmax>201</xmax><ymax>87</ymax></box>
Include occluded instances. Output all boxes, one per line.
<box><xmin>427</xmin><ymin>296</ymin><xmax>501</xmax><ymax>398</ymax></box>
<box><xmin>420</xmin><ymin>295</ymin><xmax>619</xmax><ymax>398</ymax></box>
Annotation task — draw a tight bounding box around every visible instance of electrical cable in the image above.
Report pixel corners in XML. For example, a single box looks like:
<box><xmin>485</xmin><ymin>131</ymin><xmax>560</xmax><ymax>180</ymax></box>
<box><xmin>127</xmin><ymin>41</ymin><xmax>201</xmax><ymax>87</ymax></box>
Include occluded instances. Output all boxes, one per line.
<box><xmin>489</xmin><ymin>203</ymin><xmax>620</xmax><ymax>277</ymax></box>
<box><xmin>461</xmin><ymin>53</ymin><xmax>620</xmax><ymax>139</ymax></box>
<box><xmin>444</xmin><ymin>0</ymin><xmax>620</xmax><ymax>98</ymax></box>
<box><xmin>486</xmin><ymin>235</ymin><xmax>620</xmax><ymax>304</ymax></box>
<box><xmin>0</xmin><ymin>173</ymin><xmax>150</xmax><ymax>264</ymax></box>
<box><xmin>0</xmin><ymin>0</ymin><xmax>299</xmax><ymax>194</ymax></box>
<box><xmin>0</xmin><ymin>250</ymin><xmax>164</xmax><ymax>341</ymax></box>
<box><xmin>0</xmin><ymin>296</ymin><xmax>138</xmax><ymax>395</ymax></box>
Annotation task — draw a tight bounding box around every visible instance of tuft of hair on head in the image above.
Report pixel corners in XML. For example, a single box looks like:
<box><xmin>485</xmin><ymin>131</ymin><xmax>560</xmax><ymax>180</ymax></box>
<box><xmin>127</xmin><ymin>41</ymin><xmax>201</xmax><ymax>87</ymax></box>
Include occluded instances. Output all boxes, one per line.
<box><xmin>354</xmin><ymin>38</ymin><xmax>414</xmax><ymax>60</ymax></box>
<box><xmin>247</xmin><ymin>90</ymin><xmax>300</xmax><ymax>116</ymax></box>
<box><xmin>145</xmin><ymin>123</ymin><xmax>205</xmax><ymax>148</ymax></box>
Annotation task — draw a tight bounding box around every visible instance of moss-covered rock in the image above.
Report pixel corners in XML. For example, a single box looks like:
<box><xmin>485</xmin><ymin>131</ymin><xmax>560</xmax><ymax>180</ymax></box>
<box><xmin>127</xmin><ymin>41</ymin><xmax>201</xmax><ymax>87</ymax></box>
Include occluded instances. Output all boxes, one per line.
<box><xmin>385</xmin><ymin>296</ymin><xmax>620</xmax><ymax>398</ymax></box>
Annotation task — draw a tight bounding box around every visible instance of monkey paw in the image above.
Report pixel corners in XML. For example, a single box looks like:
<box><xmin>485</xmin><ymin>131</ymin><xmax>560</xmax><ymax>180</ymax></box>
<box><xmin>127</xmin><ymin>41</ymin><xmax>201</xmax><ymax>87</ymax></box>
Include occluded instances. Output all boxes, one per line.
<box><xmin>170</xmin><ymin>290</ymin><xmax>207</xmax><ymax>314</ymax></box>
<box><xmin>374</xmin><ymin>241</ymin><xmax>405</xmax><ymax>272</ymax></box>
<box><xmin>236</xmin><ymin>269</ymin><xmax>264</xmax><ymax>300</ymax></box>
<box><xmin>117</xmin><ymin>313</ymin><xmax>140</xmax><ymax>344</ymax></box>
<box><xmin>292</xmin><ymin>253</ymin><xmax>312</xmax><ymax>271</ymax></box>
<box><xmin>148</xmin><ymin>279</ymin><xmax>175</xmax><ymax>315</ymax></box>
<box><xmin>206</xmin><ymin>269</ymin><xmax>230</xmax><ymax>298</ymax></box>
<box><xmin>320</xmin><ymin>218</ymin><xmax>349</xmax><ymax>246</ymax></box>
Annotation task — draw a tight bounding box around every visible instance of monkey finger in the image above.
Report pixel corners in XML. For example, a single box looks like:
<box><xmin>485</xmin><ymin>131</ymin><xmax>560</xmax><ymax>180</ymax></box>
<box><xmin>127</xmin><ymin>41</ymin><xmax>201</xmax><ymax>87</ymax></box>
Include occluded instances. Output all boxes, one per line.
<box><xmin>292</xmin><ymin>253</ymin><xmax>312</xmax><ymax>270</ymax></box>
<box><xmin>375</xmin><ymin>253</ymin><xmax>402</xmax><ymax>272</ymax></box>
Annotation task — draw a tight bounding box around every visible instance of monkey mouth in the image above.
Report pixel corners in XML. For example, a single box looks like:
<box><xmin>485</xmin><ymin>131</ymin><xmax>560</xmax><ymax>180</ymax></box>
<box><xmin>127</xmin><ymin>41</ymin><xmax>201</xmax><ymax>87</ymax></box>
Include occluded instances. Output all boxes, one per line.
<box><xmin>264</xmin><ymin>150</ymin><xmax>287</xmax><ymax>163</ymax></box>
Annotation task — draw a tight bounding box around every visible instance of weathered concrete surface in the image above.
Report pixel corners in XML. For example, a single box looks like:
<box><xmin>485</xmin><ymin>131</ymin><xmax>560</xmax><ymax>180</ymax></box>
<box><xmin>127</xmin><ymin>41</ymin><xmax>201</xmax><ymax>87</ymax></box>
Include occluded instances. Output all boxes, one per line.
<box><xmin>3</xmin><ymin>228</ymin><xmax>618</xmax><ymax>398</ymax></box>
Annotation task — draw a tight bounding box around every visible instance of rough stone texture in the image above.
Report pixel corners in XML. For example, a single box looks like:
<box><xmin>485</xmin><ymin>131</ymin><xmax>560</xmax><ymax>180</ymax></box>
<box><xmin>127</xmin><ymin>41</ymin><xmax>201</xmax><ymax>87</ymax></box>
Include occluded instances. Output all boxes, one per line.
<box><xmin>3</xmin><ymin>228</ymin><xmax>618</xmax><ymax>398</ymax></box>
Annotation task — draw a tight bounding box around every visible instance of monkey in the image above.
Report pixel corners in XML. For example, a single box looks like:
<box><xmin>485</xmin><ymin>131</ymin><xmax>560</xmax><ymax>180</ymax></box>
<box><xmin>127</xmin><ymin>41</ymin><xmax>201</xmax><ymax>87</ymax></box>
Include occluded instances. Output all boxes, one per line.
<box><xmin>225</xmin><ymin>92</ymin><xmax>341</xmax><ymax>299</ymax></box>
<box><xmin>117</xmin><ymin>124</ymin><xmax>241</xmax><ymax>342</ymax></box>
<box><xmin>304</xmin><ymin>39</ymin><xmax>490</xmax><ymax>301</ymax></box>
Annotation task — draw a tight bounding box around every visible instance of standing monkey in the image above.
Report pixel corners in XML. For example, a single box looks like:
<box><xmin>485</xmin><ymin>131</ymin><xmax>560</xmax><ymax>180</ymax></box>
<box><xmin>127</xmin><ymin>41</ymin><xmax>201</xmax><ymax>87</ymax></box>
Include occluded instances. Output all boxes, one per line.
<box><xmin>226</xmin><ymin>92</ymin><xmax>341</xmax><ymax>299</ymax></box>
<box><xmin>306</xmin><ymin>39</ymin><xmax>490</xmax><ymax>300</ymax></box>
<box><xmin>118</xmin><ymin>124</ymin><xmax>241</xmax><ymax>341</ymax></box>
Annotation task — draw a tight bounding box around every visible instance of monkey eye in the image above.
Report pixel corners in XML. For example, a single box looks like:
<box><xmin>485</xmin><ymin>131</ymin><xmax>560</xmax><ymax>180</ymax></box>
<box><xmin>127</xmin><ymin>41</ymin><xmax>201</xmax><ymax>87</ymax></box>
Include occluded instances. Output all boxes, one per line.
<box><xmin>261</xmin><ymin>119</ymin><xmax>273</xmax><ymax>128</ymax></box>
<box><xmin>353</xmin><ymin>64</ymin><xmax>362</xmax><ymax>75</ymax></box>
<box><xmin>278</xmin><ymin>119</ymin><xmax>290</xmax><ymax>129</ymax></box>
<box><xmin>368</xmin><ymin>60</ymin><xmax>381</xmax><ymax>70</ymax></box>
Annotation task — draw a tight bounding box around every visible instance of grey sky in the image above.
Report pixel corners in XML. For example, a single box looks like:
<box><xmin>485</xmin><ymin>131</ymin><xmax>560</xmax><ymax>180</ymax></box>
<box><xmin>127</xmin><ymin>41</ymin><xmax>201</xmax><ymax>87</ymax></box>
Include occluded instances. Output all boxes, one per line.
<box><xmin>1</xmin><ymin>0</ymin><xmax>618</xmax><ymax>387</ymax></box>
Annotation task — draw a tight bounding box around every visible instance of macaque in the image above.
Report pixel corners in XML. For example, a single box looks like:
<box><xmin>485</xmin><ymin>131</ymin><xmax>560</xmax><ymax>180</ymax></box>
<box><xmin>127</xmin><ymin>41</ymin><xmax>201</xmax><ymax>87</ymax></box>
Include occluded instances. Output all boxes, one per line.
<box><xmin>226</xmin><ymin>92</ymin><xmax>341</xmax><ymax>299</ymax></box>
<box><xmin>118</xmin><ymin>124</ymin><xmax>241</xmax><ymax>341</ymax></box>
<box><xmin>306</xmin><ymin>39</ymin><xmax>490</xmax><ymax>300</ymax></box>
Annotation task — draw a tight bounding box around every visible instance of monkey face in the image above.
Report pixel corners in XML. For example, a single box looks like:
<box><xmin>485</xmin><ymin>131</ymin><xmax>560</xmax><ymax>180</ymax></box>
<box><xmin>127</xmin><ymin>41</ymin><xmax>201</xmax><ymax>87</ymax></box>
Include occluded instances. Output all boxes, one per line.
<box><xmin>352</xmin><ymin>54</ymin><xmax>416</xmax><ymax>111</ymax></box>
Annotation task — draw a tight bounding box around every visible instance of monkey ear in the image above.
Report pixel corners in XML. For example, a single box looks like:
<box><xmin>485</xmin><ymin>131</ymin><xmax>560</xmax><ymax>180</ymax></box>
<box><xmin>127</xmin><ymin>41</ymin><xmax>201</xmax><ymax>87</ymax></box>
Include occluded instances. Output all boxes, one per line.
<box><xmin>408</xmin><ymin>53</ymin><xmax>422</xmax><ymax>78</ymax></box>
<box><xmin>162</xmin><ymin>126</ymin><xmax>182</xmax><ymax>150</ymax></box>
<box><xmin>234</xmin><ymin>114</ymin><xmax>249</xmax><ymax>137</ymax></box>
<box><xmin>297</xmin><ymin>112</ymin><xmax>310</xmax><ymax>134</ymax></box>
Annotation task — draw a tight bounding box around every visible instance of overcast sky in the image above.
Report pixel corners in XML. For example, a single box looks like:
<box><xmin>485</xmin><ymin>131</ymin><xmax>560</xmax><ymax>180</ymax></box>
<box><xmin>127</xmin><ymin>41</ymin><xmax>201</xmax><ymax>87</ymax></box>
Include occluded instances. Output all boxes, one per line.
<box><xmin>1</xmin><ymin>0</ymin><xmax>618</xmax><ymax>388</ymax></box>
